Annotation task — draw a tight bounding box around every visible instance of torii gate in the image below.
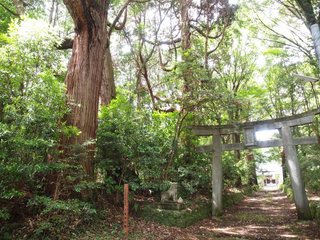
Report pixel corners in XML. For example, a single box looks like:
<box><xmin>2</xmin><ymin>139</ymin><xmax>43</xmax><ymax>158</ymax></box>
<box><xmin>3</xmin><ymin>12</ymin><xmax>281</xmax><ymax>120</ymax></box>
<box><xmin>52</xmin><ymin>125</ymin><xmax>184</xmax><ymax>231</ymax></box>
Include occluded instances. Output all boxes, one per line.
<box><xmin>190</xmin><ymin>109</ymin><xmax>320</xmax><ymax>220</ymax></box>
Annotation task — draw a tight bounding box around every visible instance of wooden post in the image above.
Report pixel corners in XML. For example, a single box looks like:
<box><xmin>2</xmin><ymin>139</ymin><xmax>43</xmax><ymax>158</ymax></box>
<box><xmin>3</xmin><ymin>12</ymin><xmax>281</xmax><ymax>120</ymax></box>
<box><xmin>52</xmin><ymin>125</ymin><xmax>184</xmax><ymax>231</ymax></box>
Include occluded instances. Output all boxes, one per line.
<box><xmin>212</xmin><ymin>133</ymin><xmax>223</xmax><ymax>216</ymax></box>
<box><xmin>281</xmin><ymin>125</ymin><xmax>311</xmax><ymax>220</ymax></box>
<box><xmin>123</xmin><ymin>184</ymin><xmax>129</xmax><ymax>239</ymax></box>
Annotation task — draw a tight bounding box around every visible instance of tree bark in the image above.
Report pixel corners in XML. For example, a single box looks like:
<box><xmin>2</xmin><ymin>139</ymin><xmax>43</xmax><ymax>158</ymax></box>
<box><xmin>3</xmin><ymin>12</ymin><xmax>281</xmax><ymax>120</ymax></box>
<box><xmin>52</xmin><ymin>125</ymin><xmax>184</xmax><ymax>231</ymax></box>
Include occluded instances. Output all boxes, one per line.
<box><xmin>49</xmin><ymin>0</ymin><xmax>55</xmax><ymax>25</ymax></box>
<box><xmin>12</xmin><ymin>0</ymin><xmax>25</xmax><ymax>15</ymax></box>
<box><xmin>100</xmin><ymin>43</ymin><xmax>116</xmax><ymax>106</ymax></box>
<box><xmin>295</xmin><ymin>0</ymin><xmax>317</xmax><ymax>25</ymax></box>
<box><xmin>180</xmin><ymin>0</ymin><xmax>192</xmax><ymax>93</ymax></box>
<box><xmin>63</xmin><ymin>0</ymin><xmax>108</xmax><ymax>177</ymax></box>
<box><xmin>294</xmin><ymin>0</ymin><xmax>320</xmax><ymax>66</ymax></box>
<box><xmin>281</xmin><ymin>148</ymin><xmax>287</xmax><ymax>181</ymax></box>
<box><xmin>49</xmin><ymin>0</ymin><xmax>60</xmax><ymax>27</ymax></box>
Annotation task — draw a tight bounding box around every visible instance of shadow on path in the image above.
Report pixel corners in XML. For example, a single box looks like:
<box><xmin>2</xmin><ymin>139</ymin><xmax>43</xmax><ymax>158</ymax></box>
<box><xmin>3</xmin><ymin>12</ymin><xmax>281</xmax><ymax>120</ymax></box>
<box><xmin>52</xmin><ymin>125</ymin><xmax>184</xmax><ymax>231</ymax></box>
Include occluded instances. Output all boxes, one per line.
<box><xmin>132</xmin><ymin>190</ymin><xmax>319</xmax><ymax>239</ymax></box>
<box><xmin>186</xmin><ymin>190</ymin><xmax>320</xmax><ymax>239</ymax></box>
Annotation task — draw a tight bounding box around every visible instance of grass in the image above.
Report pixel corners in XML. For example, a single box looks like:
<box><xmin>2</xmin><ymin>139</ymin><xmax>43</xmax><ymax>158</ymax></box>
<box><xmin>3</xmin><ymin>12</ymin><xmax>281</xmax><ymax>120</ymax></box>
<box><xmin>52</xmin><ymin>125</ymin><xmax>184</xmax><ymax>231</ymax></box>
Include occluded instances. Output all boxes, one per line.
<box><xmin>139</xmin><ymin>202</ymin><xmax>212</xmax><ymax>227</ymax></box>
<box><xmin>233</xmin><ymin>212</ymin><xmax>269</xmax><ymax>223</ymax></box>
<box><xmin>203</xmin><ymin>232</ymin><xmax>250</xmax><ymax>240</ymax></box>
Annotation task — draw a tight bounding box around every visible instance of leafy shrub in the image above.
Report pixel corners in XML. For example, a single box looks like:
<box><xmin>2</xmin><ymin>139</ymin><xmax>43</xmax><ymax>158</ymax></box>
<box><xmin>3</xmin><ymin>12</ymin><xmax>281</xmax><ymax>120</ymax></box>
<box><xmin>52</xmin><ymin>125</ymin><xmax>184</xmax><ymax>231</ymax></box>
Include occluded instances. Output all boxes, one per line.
<box><xmin>96</xmin><ymin>92</ymin><xmax>176</xmax><ymax>192</ymax></box>
<box><xmin>310</xmin><ymin>201</ymin><xmax>320</xmax><ymax>220</ymax></box>
<box><xmin>0</xmin><ymin>18</ymin><xmax>67</xmax><ymax>226</ymax></box>
<box><xmin>26</xmin><ymin>196</ymin><xmax>97</xmax><ymax>239</ymax></box>
<box><xmin>178</xmin><ymin>156</ymin><xmax>211</xmax><ymax>196</ymax></box>
<box><xmin>222</xmin><ymin>152</ymin><xmax>242</xmax><ymax>187</ymax></box>
<box><xmin>282</xmin><ymin>180</ymin><xmax>294</xmax><ymax>201</ymax></box>
<box><xmin>299</xmin><ymin>146</ymin><xmax>320</xmax><ymax>193</ymax></box>
<box><xmin>0</xmin><ymin>209</ymin><xmax>10</xmax><ymax>221</ymax></box>
<box><xmin>28</xmin><ymin>196</ymin><xmax>97</xmax><ymax>218</ymax></box>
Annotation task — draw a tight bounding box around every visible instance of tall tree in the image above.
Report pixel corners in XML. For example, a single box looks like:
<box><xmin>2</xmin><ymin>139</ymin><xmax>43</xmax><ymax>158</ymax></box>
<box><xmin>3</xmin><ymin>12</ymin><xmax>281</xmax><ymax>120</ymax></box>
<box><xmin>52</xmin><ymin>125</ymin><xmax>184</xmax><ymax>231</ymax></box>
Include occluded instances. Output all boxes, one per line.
<box><xmin>61</xmin><ymin>0</ymin><xmax>130</xmax><ymax>178</ymax></box>
<box><xmin>62</xmin><ymin>0</ymin><xmax>108</xmax><ymax>177</ymax></box>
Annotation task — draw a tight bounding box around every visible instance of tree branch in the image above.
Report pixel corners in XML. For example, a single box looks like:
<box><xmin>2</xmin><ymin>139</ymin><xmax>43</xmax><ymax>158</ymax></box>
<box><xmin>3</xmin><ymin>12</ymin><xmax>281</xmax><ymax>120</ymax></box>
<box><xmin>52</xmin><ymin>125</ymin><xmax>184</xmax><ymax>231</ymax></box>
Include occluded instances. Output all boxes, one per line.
<box><xmin>108</xmin><ymin>0</ymin><xmax>132</xmax><ymax>37</ymax></box>
<box><xmin>277</xmin><ymin>0</ymin><xmax>304</xmax><ymax>20</ymax></box>
<box><xmin>190</xmin><ymin>23</ymin><xmax>223</xmax><ymax>39</ymax></box>
<box><xmin>56</xmin><ymin>38</ymin><xmax>74</xmax><ymax>49</ymax></box>
<box><xmin>256</xmin><ymin>15</ymin><xmax>313</xmax><ymax>60</ymax></box>
<box><xmin>158</xmin><ymin>46</ymin><xmax>176</xmax><ymax>72</ymax></box>
<box><xmin>143</xmin><ymin>37</ymin><xmax>181</xmax><ymax>46</ymax></box>
<box><xmin>0</xmin><ymin>2</ymin><xmax>19</xmax><ymax>17</ymax></box>
<box><xmin>207</xmin><ymin>30</ymin><xmax>225</xmax><ymax>55</ymax></box>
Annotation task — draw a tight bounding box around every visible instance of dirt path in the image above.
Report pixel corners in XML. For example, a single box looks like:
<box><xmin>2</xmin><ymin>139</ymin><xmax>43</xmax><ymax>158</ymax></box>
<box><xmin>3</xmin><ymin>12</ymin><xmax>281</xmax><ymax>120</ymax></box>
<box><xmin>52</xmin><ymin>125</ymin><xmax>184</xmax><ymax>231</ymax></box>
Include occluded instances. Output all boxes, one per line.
<box><xmin>132</xmin><ymin>190</ymin><xmax>320</xmax><ymax>239</ymax></box>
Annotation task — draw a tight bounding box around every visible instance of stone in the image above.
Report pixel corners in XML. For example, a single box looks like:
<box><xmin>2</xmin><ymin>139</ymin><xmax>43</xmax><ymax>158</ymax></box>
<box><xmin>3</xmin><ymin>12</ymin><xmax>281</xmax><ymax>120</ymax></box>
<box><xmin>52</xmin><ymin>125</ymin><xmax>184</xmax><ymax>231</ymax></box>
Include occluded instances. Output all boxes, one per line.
<box><xmin>161</xmin><ymin>182</ymin><xmax>178</xmax><ymax>202</ymax></box>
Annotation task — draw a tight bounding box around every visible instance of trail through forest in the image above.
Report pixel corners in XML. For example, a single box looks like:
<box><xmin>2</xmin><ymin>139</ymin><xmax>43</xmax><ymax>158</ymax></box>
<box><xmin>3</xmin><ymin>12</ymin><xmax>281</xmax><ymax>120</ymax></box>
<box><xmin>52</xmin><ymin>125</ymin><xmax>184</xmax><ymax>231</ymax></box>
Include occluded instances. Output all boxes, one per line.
<box><xmin>129</xmin><ymin>190</ymin><xmax>320</xmax><ymax>239</ymax></box>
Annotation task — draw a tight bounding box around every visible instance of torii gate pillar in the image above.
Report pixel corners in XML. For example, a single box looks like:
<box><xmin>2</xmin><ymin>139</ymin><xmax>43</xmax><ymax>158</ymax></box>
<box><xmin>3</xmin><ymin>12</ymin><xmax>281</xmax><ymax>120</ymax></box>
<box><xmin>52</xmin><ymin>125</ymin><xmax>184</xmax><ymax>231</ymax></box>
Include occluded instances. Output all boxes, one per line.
<box><xmin>212</xmin><ymin>132</ymin><xmax>223</xmax><ymax>216</ymax></box>
<box><xmin>281</xmin><ymin>125</ymin><xmax>311</xmax><ymax>220</ymax></box>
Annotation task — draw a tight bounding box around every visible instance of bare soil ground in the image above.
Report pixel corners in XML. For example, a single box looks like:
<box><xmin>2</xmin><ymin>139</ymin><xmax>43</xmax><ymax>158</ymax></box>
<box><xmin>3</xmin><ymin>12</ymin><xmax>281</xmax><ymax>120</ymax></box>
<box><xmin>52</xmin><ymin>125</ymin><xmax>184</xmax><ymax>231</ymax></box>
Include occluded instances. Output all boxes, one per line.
<box><xmin>129</xmin><ymin>190</ymin><xmax>320</xmax><ymax>240</ymax></box>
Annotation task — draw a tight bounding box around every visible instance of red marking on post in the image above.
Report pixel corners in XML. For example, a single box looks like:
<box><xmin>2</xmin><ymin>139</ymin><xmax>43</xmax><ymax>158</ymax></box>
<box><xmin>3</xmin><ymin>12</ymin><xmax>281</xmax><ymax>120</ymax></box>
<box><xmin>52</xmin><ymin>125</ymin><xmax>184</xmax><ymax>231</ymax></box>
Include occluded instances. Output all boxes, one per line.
<box><xmin>123</xmin><ymin>184</ymin><xmax>129</xmax><ymax>239</ymax></box>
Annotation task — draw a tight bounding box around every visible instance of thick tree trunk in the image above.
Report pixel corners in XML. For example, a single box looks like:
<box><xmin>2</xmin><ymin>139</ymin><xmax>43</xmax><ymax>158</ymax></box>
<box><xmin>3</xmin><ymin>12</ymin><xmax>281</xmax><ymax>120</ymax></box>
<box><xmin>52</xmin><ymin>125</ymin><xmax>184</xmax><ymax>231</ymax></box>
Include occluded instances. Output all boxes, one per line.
<box><xmin>100</xmin><ymin>43</ymin><xmax>116</xmax><ymax>106</ymax></box>
<box><xmin>63</xmin><ymin>0</ymin><xmax>108</xmax><ymax>177</ymax></box>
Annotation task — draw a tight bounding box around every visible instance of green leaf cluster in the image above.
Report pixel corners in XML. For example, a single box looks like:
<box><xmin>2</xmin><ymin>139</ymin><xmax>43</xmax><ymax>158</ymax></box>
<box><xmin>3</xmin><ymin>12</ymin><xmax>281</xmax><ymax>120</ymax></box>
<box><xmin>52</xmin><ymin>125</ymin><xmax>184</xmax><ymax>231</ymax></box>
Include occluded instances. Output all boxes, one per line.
<box><xmin>0</xmin><ymin>18</ymin><xmax>67</xmax><ymax>227</ymax></box>
<box><xmin>26</xmin><ymin>196</ymin><xmax>97</xmax><ymax>239</ymax></box>
<box><xmin>96</xmin><ymin>91</ymin><xmax>176</xmax><ymax>191</ymax></box>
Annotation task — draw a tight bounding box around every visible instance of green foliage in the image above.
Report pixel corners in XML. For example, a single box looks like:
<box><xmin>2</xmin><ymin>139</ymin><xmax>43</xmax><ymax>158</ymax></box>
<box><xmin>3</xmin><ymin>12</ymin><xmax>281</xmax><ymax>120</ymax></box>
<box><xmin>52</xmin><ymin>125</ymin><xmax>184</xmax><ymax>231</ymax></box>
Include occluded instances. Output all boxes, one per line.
<box><xmin>282</xmin><ymin>180</ymin><xmax>294</xmax><ymax>201</ymax></box>
<box><xmin>26</xmin><ymin>196</ymin><xmax>97</xmax><ymax>239</ymax></box>
<box><xmin>263</xmin><ymin>48</ymin><xmax>285</xmax><ymax>56</ymax></box>
<box><xmin>96</xmin><ymin>91</ymin><xmax>176</xmax><ymax>192</ymax></box>
<box><xmin>0</xmin><ymin>0</ymin><xmax>13</xmax><ymax>36</ymax></box>
<box><xmin>176</xmin><ymin>146</ymin><xmax>211</xmax><ymax>195</ymax></box>
<box><xmin>0</xmin><ymin>208</ymin><xmax>10</xmax><ymax>221</ymax></box>
<box><xmin>178</xmin><ymin>160</ymin><xmax>211</xmax><ymax>195</ymax></box>
<box><xmin>299</xmin><ymin>145</ymin><xmax>320</xmax><ymax>193</ymax></box>
<box><xmin>74</xmin><ymin>181</ymin><xmax>103</xmax><ymax>193</ymax></box>
<box><xmin>310</xmin><ymin>201</ymin><xmax>320</xmax><ymax>220</ymax></box>
<box><xmin>222</xmin><ymin>152</ymin><xmax>242</xmax><ymax>187</ymax></box>
<box><xmin>0</xmin><ymin>18</ymin><xmax>67</xmax><ymax>226</ymax></box>
<box><xmin>28</xmin><ymin>196</ymin><xmax>97</xmax><ymax>217</ymax></box>
<box><xmin>96</xmin><ymin>91</ymin><xmax>212</xmax><ymax>196</ymax></box>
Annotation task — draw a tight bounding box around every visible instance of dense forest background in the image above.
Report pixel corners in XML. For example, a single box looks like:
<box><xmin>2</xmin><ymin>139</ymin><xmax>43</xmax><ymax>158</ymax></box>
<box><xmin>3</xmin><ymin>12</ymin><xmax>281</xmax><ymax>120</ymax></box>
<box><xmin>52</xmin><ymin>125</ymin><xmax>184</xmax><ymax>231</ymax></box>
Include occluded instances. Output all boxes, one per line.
<box><xmin>0</xmin><ymin>0</ymin><xmax>320</xmax><ymax>238</ymax></box>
